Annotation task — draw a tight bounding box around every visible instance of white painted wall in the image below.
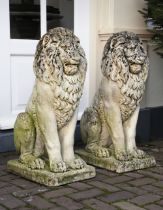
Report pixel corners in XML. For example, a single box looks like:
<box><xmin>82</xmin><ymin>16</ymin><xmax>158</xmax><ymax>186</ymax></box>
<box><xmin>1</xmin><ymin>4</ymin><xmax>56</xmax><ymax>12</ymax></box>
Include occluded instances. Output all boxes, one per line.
<box><xmin>114</xmin><ymin>0</ymin><xmax>147</xmax><ymax>33</ymax></box>
<box><xmin>95</xmin><ymin>0</ymin><xmax>163</xmax><ymax>109</ymax></box>
<box><xmin>146</xmin><ymin>45</ymin><xmax>163</xmax><ymax>107</ymax></box>
<box><xmin>0</xmin><ymin>0</ymin><xmax>13</xmax><ymax>129</ymax></box>
<box><xmin>74</xmin><ymin>0</ymin><xmax>90</xmax><ymax>116</ymax></box>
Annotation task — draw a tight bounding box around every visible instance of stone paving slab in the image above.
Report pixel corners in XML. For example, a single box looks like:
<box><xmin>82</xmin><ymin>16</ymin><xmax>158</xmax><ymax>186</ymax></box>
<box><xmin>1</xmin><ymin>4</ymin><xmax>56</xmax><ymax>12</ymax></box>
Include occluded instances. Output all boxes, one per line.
<box><xmin>114</xmin><ymin>201</ymin><xmax>146</xmax><ymax>210</ymax></box>
<box><xmin>83</xmin><ymin>198</ymin><xmax>117</xmax><ymax>210</ymax></box>
<box><xmin>129</xmin><ymin>193</ymin><xmax>162</xmax><ymax>205</ymax></box>
<box><xmin>0</xmin><ymin>141</ymin><xmax>162</xmax><ymax>210</ymax></box>
<box><xmin>98</xmin><ymin>190</ymin><xmax>136</xmax><ymax>203</ymax></box>
<box><xmin>145</xmin><ymin>203</ymin><xmax>163</xmax><ymax>210</ymax></box>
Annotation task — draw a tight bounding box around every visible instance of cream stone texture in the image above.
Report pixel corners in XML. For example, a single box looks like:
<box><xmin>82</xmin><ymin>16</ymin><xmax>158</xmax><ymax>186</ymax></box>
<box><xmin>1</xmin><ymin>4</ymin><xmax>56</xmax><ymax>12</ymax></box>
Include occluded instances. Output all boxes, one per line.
<box><xmin>79</xmin><ymin>31</ymin><xmax>156</xmax><ymax>172</ymax></box>
<box><xmin>8</xmin><ymin>27</ymin><xmax>95</xmax><ymax>185</ymax></box>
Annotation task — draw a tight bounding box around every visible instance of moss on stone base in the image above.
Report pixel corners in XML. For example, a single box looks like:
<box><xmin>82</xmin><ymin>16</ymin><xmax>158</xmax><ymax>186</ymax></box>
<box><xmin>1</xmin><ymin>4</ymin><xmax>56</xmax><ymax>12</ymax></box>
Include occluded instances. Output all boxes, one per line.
<box><xmin>7</xmin><ymin>159</ymin><xmax>96</xmax><ymax>186</ymax></box>
<box><xmin>76</xmin><ymin>149</ymin><xmax>156</xmax><ymax>173</ymax></box>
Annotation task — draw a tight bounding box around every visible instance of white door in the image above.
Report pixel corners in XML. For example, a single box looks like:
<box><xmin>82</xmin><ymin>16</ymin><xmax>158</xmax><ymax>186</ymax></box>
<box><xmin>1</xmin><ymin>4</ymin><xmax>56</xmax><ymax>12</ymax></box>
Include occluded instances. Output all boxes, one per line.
<box><xmin>0</xmin><ymin>0</ymin><xmax>90</xmax><ymax>130</ymax></box>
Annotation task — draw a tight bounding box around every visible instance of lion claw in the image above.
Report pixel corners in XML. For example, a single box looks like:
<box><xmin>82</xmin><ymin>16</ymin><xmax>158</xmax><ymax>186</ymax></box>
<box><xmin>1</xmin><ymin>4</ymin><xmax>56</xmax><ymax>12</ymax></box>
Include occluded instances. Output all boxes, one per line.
<box><xmin>128</xmin><ymin>148</ymin><xmax>147</xmax><ymax>159</ymax></box>
<box><xmin>66</xmin><ymin>158</ymin><xmax>86</xmax><ymax>170</ymax></box>
<box><xmin>30</xmin><ymin>158</ymin><xmax>45</xmax><ymax>169</ymax></box>
<box><xmin>115</xmin><ymin>150</ymin><xmax>128</xmax><ymax>161</ymax></box>
<box><xmin>86</xmin><ymin>145</ymin><xmax>110</xmax><ymax>158</ymax></box>
<box><xmin>20</xmin><ymin>154</ymin><xmax>45</xmax><ymax>170</ymax></box>
<box><xmin>50</xmin><ymin>160</ymin><xmax>67</xmax><ymax>173</ymax></box>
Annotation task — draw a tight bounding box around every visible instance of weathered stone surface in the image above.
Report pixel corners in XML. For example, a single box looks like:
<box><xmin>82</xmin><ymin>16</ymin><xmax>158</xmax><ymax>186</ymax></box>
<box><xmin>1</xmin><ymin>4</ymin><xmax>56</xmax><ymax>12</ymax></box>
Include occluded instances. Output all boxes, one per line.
<box><xmin>80</xmin><ymin>31</ymin><xmax>156</xmax><ymax>173</ymax></box>
<box><xmin>76</xmin><ymin>149</ymin><xmax>156</xmax><ymax>173</ymax></box>
<box><xmin>12</xmin><ymin>27</ymin><xmax>88</xmax><ymax>176</ymax></box>
<box><xmin>7</xmin><ymin>159</ymin><xmax>95</xmax><ymax>187</ymax></box>
<box><xmin>8</xmin><ymin>27</ymin><xmax>96</xmax><ymax>186</ymax></box>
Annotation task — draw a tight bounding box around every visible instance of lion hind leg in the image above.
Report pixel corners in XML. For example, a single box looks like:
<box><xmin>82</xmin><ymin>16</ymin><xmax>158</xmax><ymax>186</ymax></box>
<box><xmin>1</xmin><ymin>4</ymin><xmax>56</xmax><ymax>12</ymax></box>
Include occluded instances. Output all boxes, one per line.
<box><xmin>14</xmin><ymin>112</ymin><xmax>45</xmax><ymax>169</ymax></box>
<box><xmin>14</xmin><ymin>112</ymin><xmax>35</xmax><ymax>154</ymax></box>
<box><xmin>80</xmin><ymin>108</ymin><xmax>110</xmax><ymax>158</ymax></box>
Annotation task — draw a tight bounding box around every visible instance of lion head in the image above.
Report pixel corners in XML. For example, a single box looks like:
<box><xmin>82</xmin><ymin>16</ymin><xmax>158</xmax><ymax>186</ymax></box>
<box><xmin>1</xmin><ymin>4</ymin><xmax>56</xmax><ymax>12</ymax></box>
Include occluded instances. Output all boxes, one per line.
<box><xmin>101</xmin><ymin>31</ymin><xmax>149</xmax><ymax>121</ymax></box>
<box><xmin>33</xmin><ymin>27</ymin><xmax>87</xmax><ymax>129</ymax></box>
<box><xmin>33</xmin><ymin>27</ymin><xmax>87</xmax><ymax>84</ymax></box>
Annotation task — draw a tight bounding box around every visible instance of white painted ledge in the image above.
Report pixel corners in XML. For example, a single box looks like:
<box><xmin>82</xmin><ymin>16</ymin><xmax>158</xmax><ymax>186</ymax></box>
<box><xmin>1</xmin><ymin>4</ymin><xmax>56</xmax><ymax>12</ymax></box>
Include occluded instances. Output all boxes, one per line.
<box><xmin>0</xmin><ymin>111</ymin><xmax>84</xmax><ymax>130</ymax></box>
<box><xmin>0</xmin><ymin>116</ymin><xmax>17</xmax><ymax>130</ymax></box>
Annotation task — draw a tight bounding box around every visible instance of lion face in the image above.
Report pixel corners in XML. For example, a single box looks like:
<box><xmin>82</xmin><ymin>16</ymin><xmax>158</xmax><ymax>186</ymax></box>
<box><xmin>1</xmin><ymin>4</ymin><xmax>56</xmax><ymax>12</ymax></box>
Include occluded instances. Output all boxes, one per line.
<box><xmin>34</xmin><ymin>27</ymin><xmax>87</xmax><ymax>82</ymax></box>
<box><xmin>124</xmin><ymin>40</ymin><xmax>147</xmax><ymax>74</ymax></box>
<box><xmin>58</xmin><ymin>40</ymin><xmax>85</xmax><ymax>75</ymax></box>
<box><xmin>102</xmin><ymin>31</ymin><xmax>148</xmax><ymax>81</ymax></box>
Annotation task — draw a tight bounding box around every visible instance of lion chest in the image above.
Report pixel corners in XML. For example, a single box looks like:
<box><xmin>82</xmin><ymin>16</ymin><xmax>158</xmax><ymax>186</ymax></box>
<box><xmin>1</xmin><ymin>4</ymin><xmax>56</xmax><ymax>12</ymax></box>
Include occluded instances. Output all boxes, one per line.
<box><xmin>119</xmin><ymin>77</ymin><xmax>145</xmax><ymax>122</ymax></box>
<box><xmin>53</xmin><ymin>74</ymin><xmax>84</xmax><ymax>129</ymax></box>
<box><xmin>54</xmin><ymin>97</ymin><xmax>78</xmax><ymax>130</ymax></box>
<box><xmin>120</xmin><ymin>100</ymin><xmax>137</xmax><ymax>122</ymax></box>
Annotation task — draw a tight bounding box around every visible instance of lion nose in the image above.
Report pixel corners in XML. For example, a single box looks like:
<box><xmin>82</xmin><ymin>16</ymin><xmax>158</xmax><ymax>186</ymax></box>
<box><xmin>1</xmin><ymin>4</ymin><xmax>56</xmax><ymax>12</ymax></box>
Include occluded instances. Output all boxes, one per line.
<box><xmin>138</xmin><ymin>54</ymin><xmax>146</xmax><ymax>64</ymax></box>
<box><xmin>70</xmin><ymin>57</ymin><xmax>81</xmax><ymax>64</ymax></box>
<box><xmin>132</xmin><ymin>52</ymin><xmax>146</xmax><ymax>64</ymax></box>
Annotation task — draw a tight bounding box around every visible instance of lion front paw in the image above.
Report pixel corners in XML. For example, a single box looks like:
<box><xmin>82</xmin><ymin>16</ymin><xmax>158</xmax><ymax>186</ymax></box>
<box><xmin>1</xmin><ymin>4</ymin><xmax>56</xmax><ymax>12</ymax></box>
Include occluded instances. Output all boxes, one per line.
<box><xmin>29</xmin><ymin>158</ymin><xmax>45</xmax><ymax>169</ymax></box>
<box><xmin>115</xmin><ymin>150</ymin><xmax>128</xmax><ymax>161</ymax></box>
<box><xmin>66</xmin><ymin>158</ymin><xmax>86</xmax><ymax>170</ymax></box>
<box><xmin>127</xmin><ymin>148</ymin><xmax>147</xmax><ymax>159</ymax></box>
<box><xmin>50</xmin><ymin>160</ymin><xmax>67</xmax><ymax>173</ymax></box>
<box><xmin>86</xmin><ymin>145</ymin><xmax>110</xmax><ymax>158</ymax></box>
<box><xmin>20</xmin><ymin>154</ymin><xmax>45</xmax><ymax>170</ymax></box>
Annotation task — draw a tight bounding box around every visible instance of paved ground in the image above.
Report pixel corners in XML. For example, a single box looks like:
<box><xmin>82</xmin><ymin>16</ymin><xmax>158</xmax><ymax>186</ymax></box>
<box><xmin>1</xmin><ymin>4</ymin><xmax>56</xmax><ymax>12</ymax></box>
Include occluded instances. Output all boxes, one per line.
<box><xmin>0</xmin><ymin>141</ymin><xmax>163</xmax><ymax>210</ymax></box>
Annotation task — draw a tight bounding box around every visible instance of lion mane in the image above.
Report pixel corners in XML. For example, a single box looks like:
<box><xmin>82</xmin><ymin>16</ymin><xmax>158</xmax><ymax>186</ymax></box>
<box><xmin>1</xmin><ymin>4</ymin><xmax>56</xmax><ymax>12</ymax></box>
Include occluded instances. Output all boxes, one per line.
<box><xmin>32</xmin><ymin>27</ymin><xmax>87</xmax><ymax>129</ymax></box>
<box><xmin>101</xmin><ymin>31</ymin><xmax>149</xmax><ymax>121</ymax></box>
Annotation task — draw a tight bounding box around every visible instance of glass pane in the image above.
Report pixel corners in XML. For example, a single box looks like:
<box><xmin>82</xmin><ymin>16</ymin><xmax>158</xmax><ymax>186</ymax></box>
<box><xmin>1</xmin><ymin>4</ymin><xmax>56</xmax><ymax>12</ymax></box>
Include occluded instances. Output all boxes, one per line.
<box><xmin>47</xmin><ymin>0</ymin><xmax>74</xmax><ymax>31</ymax></box>
<box><xmin>10</xmin><ymin>0</ymin><xmax>40</xmax><ymax>39</ymax></box>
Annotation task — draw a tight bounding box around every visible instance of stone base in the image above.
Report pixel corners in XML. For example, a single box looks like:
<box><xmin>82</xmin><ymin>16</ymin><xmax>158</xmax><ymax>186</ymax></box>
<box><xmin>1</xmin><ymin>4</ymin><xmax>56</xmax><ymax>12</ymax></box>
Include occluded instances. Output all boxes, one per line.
<box><xmin>76</xmin><ymin>149</ymin><xmax>156</xmax><ymax>173</ymax></box>
<box><xmin>7</xmin><ymin>159</ymin><xmax>96</xmax><ymax>186</ymax></box>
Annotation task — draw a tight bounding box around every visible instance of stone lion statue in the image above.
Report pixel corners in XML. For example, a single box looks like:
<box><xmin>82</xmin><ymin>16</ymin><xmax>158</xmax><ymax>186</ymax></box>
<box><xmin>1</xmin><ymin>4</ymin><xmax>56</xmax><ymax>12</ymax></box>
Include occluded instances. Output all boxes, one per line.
<box><xmin>80</xmin><ymin>31</ymin><xmax>149</xmax><ymax>161</ymax></box>
<box><xmin>14</xmin><ymin>27</ymin><xmax>87</xmax><ymax>172</ymax></box>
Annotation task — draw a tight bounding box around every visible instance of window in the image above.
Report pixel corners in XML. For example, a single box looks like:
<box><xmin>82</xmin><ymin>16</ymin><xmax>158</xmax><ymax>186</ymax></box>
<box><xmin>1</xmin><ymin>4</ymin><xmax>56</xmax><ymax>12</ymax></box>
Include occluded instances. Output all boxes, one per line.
<box><xmin>10</xmin><ymin>0</ymin><xmax>74</xmax><ymax>40</ymax></box>
<box><xmin>10</xmin><ymin>0</ymin><xmax>41</xmax><ymax>39</ymax></box>
<box><xmin>47</xmin><ymin>0</ymin><xmax>74</xmax><ymax>31</ymax></box>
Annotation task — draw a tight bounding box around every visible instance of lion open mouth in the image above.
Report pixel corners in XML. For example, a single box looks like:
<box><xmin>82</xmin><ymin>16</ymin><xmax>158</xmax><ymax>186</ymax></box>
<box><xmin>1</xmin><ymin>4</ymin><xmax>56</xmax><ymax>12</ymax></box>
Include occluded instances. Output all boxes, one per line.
<box><xmin>129</xmin><ymin>64</ymin><xmax>142</xmax><ymax>74</ymax></box>
<box><xmin>62</xmin><ymin>56</ymin><xmax>80</xmax><ymax>75</ymax></box>
<box><xmin>64</xmin><ymin>64</ymin><xmax>79</xmax><ymax>75</ymax></box>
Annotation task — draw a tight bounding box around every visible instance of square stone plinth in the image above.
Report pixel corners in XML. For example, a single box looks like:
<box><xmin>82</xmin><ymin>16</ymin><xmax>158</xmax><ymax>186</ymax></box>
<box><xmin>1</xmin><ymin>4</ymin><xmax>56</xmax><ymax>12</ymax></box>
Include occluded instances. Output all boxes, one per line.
<box><xmin>7</xmin><ymin>159</ymin><xmax>96</xmax><ymax>186</ymax></box>
<box><xmin>76</xmin><ymin>149</ymin><xmax>156</xmax><ymax>173</ymax></box>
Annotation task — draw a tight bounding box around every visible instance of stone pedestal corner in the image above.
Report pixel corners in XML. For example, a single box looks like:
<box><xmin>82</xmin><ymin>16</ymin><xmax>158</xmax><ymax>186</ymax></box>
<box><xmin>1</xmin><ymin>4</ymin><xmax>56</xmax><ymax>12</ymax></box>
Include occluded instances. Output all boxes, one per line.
<box><xmin>7</xmin><ymin>159</ymin><xmax>96</xmax><ymax>186</ymax></box>
<box><xmin>76</xmin><ymin>149</ymin><xmax>156</xmax><ymax>173</ymax></box>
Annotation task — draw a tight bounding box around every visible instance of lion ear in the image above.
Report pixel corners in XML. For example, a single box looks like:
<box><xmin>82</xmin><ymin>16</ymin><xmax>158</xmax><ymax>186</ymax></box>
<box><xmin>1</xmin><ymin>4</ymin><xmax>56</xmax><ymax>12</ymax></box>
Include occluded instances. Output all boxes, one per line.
<box><xmin>110</xmin><ymin>37</ymin><xmax>117</xmax><ymax>49</ymax></box>
<box><xmin>101</xmin><ymin>52</ymin><xmax>113</xmax><ymax>80</ymax></box>
<box><xmin>42</xmin><ymin>34</ymin><xmax>50</xmax><ymax>47</ymax></box>
<box><xmin>111</xmin><ymin>36</ymin><xmax>126</xmax><ymax>49</ymax></box>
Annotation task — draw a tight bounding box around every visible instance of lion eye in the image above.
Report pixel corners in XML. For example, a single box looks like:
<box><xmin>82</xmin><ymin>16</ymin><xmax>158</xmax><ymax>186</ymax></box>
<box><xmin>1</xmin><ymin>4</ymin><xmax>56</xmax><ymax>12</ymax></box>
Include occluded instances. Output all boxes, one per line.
<box><xmin>61</xmin><ymin>45</ymin><xmax>66</xmax><ymax>49</ymax></box>
<box><xmin>140</xmin><ymin>46</ymin><xmax>144</xmax><ymax>52</ymax></box>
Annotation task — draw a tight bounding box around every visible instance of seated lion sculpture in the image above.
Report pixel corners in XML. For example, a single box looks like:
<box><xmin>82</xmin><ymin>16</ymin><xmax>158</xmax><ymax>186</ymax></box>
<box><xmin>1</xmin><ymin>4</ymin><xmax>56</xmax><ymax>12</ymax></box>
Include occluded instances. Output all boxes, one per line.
<box><xmin>14</xmin><ymin>27</ymin><xmax>87</xmax><ymax>172</ymax></box>
<box><xmin>80</xmin><ymin>31</ymin><xmax>149</xmax><ymax>160</ymax></box>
